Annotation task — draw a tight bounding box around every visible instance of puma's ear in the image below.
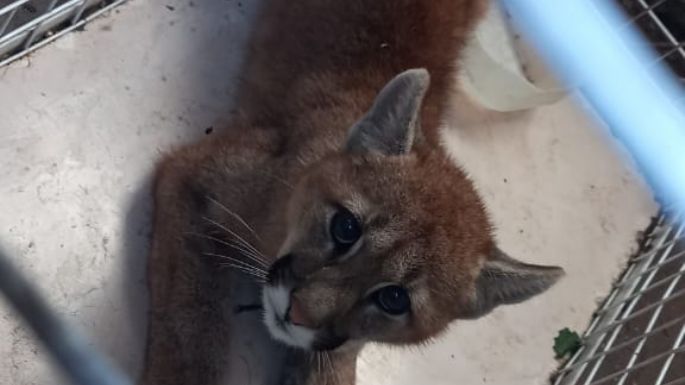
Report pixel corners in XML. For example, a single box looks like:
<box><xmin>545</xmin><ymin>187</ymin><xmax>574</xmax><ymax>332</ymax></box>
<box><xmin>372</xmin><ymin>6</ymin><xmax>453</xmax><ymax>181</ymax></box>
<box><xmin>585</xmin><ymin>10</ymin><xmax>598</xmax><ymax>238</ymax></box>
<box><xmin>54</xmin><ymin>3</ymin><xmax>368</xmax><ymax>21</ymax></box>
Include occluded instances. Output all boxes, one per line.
<box><xmin>345</xmin><ymin>68</ymin><xmax>430</xmax><ymax>156</ymax></box>
<box><xmin>461</xmin><ymin>247</ymin><xmax>565</xmax><ymax>319</ymax></box>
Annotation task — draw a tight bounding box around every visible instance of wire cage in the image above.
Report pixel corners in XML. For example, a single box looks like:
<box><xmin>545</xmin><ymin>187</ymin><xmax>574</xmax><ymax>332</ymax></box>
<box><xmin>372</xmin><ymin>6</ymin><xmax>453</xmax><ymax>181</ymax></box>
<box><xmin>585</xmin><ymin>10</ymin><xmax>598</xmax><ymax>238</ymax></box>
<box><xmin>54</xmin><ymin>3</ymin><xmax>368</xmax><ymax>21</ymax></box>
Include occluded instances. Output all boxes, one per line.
<box><xmin>618</xmin><ymin>0</ymin><xmax>685</xmax><ymax>85</ymax></box>
<box><xmin>552</xmin><ymin>2</ymin><xmax>685</xmax><ymax>384</ymax></box>
<box><xmin>0</xmin><ymin>0</ymin><xmax>684</xmax><ymax>385</ymax></box>
<box><xmin>0</xmin><ymin>0</ymin><xmax>127</xmax><ymax>67</ymax></box>
<box><xmin>554</xmin><ymin>207</ymin><xmax>685</xmax><ymax>385</ymax></box>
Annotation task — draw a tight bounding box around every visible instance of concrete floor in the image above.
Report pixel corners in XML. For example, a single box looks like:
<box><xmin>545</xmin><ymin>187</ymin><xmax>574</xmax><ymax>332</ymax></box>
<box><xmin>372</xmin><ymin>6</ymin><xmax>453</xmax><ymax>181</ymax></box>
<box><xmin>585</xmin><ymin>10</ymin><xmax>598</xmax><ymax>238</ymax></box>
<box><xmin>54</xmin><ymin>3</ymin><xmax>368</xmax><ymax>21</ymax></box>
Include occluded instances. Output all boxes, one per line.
<box><xmin>0</xmin><ymin>0</ymin><xmax>658</xmax><ymax>384</ymax></box>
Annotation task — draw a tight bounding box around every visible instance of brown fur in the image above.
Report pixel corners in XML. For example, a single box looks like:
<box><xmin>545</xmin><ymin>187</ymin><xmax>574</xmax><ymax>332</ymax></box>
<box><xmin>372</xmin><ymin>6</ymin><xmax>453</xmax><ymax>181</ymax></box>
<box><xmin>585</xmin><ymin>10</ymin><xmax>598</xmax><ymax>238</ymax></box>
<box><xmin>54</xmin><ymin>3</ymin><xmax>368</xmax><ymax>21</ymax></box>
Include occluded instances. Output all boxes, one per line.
<box><xmin>278</xmin><ymin>147</ymin><xmax>491</xmax><ymax>346</ymax></box>
<box><xmin>141</xmin><ymin>0</ymin><xmax>561</xmax><ymax>384</ymax></box>
<box><xmin>236</xmin><ymin>0</ymin><xmax>486</xmax><ymax>145</ymax></box>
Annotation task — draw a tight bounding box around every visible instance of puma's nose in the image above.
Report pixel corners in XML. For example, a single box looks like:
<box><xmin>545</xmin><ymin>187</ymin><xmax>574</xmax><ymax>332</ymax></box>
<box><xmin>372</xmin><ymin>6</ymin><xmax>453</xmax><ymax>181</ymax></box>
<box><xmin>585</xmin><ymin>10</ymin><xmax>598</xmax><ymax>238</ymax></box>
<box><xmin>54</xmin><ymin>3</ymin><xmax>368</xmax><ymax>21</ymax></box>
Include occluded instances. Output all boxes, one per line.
<box><xmin>287</xmin><ymin>294</ymin><xmax>313</xmax><ymax>328</ymax></box>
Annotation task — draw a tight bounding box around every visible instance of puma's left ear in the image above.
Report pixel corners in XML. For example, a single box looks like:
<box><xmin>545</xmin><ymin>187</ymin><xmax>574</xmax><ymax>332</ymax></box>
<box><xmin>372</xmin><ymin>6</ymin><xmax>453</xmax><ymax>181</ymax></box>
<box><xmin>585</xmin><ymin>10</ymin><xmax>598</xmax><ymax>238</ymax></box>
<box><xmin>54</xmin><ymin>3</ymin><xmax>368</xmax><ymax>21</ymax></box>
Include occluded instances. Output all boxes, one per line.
<box><xmin>345</xmin><ymin>68</ymin><xmax>430</xmax><ymax>156</ymax></box>
<box><xmin>461</xmin><ymin>247</ymin><xmax>565</xmax><ymax>319</ymax></box>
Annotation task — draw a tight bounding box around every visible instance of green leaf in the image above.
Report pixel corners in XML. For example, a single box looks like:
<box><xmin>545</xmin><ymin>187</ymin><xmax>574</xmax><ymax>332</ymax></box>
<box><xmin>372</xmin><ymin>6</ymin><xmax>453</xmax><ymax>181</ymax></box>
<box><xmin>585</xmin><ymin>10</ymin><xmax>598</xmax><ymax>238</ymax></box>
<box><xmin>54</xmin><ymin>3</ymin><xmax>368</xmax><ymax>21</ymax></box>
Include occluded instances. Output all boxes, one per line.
<box><xmin>553</xmin><ymin>328</ymin><xmax>582</xmax><ymax>359</ymax></box>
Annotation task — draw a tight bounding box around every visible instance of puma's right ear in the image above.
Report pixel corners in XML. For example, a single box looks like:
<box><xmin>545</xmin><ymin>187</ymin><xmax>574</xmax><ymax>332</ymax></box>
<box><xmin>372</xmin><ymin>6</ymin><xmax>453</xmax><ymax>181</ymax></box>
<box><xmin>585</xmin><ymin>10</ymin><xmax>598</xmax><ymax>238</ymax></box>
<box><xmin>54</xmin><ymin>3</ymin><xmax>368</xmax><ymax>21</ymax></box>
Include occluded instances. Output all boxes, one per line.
<box><xmin>345</xmin><ymin>68</ymin><xmax>430</xmax><ymax>156</ymax></box>
<box><xmin>461</xmin><ymin>247</ymin><xmax>565</xmax><ymax>319</ymax></box>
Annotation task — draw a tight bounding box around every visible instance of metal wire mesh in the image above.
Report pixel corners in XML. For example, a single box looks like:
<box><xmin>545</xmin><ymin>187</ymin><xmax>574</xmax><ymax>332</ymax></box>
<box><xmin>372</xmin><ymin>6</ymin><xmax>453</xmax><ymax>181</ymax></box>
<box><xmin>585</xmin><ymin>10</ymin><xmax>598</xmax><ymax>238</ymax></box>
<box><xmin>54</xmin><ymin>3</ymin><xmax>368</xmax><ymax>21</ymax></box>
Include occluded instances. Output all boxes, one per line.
<box><xmin>0</xmin><ymin>0</ymin><xmax>127</xmax><ymax>67</ymax></box>
<box><xmin>554</xmin><ymin>208</ymin><xmax>685</xmax><ymax>385</ymax></box>
<box><xmin>619</xmin><ymin>0</ymin><xmax>685</xmax><ymax>83</ymax></box>
<box><xmin>552</xmin><ymin>2</ymin><xmax>685</xmax><ymax>383</ymax></box>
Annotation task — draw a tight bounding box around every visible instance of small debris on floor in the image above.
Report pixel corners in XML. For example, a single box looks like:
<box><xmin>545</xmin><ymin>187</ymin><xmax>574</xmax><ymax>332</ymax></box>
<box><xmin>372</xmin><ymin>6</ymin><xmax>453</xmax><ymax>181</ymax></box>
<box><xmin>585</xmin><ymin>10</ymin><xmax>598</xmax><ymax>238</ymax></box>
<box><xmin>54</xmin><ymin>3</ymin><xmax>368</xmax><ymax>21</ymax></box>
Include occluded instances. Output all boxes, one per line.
<box><xmin>554</xmin><ymin>328</ymin><xmax>582</xmax><ymax>359</ymax></box>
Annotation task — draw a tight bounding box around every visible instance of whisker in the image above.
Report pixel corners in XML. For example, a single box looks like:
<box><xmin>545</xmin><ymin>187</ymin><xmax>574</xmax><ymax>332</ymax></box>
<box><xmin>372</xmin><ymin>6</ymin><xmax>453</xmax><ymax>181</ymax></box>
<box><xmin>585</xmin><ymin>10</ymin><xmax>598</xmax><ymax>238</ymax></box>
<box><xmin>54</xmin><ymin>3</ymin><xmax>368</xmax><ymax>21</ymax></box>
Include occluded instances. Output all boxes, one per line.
<box><xmin>206</xmin><ymin>196</ymin><xmax>263</xmax><ymax>243</ymax></box>
<box><xmin>314</xmin><ymin>352</ymin><xmax>322</xmax><ymax>377</ymax></box>
<box><xmin>201</xmin><ymin>216</ymin><xmax>266</xmax><ymax>260</ymax></box>
<box><xmin>219</xmin><ymin>263</ymin><xmax>266</xmax><ymax>278</ymax></box>
<box><xmin>220</xmin><ymin>263</ymin><xmax>266</xmax><ymax>278</ymax></box>
<box><xmin>219</xmin><ymin>262</ymin><xmax>266</xmax><ymax>278</ymax></box>
<box><xmin>322</xmin><ymin>352</ymin><xmax>330</xmax><ymax>385</ymax></box>
<box><xmin>219</xmin><ymin>264</ymin><xmax>267</xmax><ymax>282</ymax></box>
<box><xmin>316</xmin><ymin>353</ymin><xmax>322</xmax><ymax>378</ymax></box>
<box><xmin>326</xmin><ymin>352</ymin><xmax>338</xmax><ymax>385</ymax></box>
<box><xmin>323</xmin><ymin>353</ymin><xmax>328</xmax><ymax>377</ymax></box>
<box><xmin>201</xmin><ymin>216</ymin><xmax>262</xmax><ymax>255</ymax></box>
<box><xmin>187</xmin><ymin>232</ymin><xmax>268</xmax><ymax>267</ymax></box>
<box><xmin>226</xmin><ymin>248</ymin><xmax>267</xmax><ymax>269</ymax></box>
<box><xmin>202</xmin><ymin>252</ymin><xmax>267</xmax><ymax>274</ymax></box>
<box><xmin>210</xmin><ymin>264</ymin><xmax>266</xmax><ymax>282</ymax></box>
<box><xmin>220</xmin><ymin>261</ymin><xmax>266</xmax><ymax>278</ymax></box>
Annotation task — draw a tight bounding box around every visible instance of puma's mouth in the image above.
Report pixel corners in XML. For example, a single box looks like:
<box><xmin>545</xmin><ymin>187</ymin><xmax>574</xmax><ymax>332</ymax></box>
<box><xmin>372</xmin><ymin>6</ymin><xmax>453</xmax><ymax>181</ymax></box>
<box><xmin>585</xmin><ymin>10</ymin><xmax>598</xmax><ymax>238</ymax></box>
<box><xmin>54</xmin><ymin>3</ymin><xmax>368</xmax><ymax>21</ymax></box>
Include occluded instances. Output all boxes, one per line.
<box><xmin>262</xmin><ymin>284</ymin><xmax>317</xmax><ymax>349</ymax></box>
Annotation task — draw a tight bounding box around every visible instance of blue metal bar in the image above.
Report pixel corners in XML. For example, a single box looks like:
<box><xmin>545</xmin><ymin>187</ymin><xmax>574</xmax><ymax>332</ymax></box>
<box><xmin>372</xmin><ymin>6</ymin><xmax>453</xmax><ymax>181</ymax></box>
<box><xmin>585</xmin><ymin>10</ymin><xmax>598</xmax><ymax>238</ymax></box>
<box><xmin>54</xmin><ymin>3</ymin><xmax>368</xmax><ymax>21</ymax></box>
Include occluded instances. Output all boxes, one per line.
<box><xmin>500</xmin><ymin>0</ymin><xmax>685</xmax><ymax>210</ymax></box>
<box><xmin>0</xmin><ymin>247</ymin><xmax>132</xmax><ymax>385</ymax></box>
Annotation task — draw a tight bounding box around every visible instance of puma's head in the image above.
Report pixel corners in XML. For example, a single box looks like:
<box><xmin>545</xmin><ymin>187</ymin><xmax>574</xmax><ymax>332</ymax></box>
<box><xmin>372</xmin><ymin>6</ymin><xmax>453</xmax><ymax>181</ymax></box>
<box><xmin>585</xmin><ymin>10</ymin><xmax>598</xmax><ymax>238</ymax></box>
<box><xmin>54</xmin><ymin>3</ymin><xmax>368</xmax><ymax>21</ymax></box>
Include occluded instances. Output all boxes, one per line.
<box><xmin>262</xmin><ymin>69</ymin><xmax>564</xmax><ymax>351</ymax></box>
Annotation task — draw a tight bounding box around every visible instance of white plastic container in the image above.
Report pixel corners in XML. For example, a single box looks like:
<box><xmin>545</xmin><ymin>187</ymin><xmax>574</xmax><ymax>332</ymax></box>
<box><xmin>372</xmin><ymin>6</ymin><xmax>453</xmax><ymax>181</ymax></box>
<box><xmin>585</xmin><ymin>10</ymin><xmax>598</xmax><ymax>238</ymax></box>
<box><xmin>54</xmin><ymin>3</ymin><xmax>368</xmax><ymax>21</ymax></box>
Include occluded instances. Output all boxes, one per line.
<box><xmin>459</xmin><ymin>3</ymin><xmax>567</xmax><ymax>111</ymax></box>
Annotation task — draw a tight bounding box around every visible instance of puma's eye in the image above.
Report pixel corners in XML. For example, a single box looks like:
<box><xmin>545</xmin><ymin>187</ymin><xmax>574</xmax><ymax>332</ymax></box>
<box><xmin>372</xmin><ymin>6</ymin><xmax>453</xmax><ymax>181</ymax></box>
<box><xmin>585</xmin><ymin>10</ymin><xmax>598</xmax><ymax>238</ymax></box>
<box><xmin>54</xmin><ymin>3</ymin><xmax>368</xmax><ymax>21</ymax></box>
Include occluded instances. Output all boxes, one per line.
<box><xmin>373</xmin><ymin>285</ymin><xmax>411</xmax><ymax>315</ymax></box>
<box><xmin>330</xmin><ymin>208</ymin><xmax>362</xmax><ymax>249</ymax></box>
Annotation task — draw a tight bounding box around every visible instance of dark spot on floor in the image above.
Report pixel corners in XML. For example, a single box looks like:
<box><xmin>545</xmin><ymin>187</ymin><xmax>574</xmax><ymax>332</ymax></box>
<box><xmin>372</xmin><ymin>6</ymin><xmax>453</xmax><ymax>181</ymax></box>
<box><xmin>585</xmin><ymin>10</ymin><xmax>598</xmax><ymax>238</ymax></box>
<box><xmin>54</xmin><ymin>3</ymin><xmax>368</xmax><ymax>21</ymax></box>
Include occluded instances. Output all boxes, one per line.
<box><xmin>205</xmin><ymin>126</ymin><xmax>214</xmax><ymax>135</ymax></box>
<box><xmin>166</xmin><ymin>5</ymin><xmax>175</xmax><ymax>11</ymax></box>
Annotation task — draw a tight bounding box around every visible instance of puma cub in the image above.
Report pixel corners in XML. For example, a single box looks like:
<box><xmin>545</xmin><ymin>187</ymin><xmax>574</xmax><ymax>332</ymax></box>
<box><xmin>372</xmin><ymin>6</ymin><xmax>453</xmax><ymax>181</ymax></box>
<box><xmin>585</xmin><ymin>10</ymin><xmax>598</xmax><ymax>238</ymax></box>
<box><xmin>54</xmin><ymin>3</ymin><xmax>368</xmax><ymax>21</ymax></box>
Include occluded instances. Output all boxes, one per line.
<box><xmin>142</xmin><ymin>0</ymin><xmax>564</xmax><ymax>384</ymax></box>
